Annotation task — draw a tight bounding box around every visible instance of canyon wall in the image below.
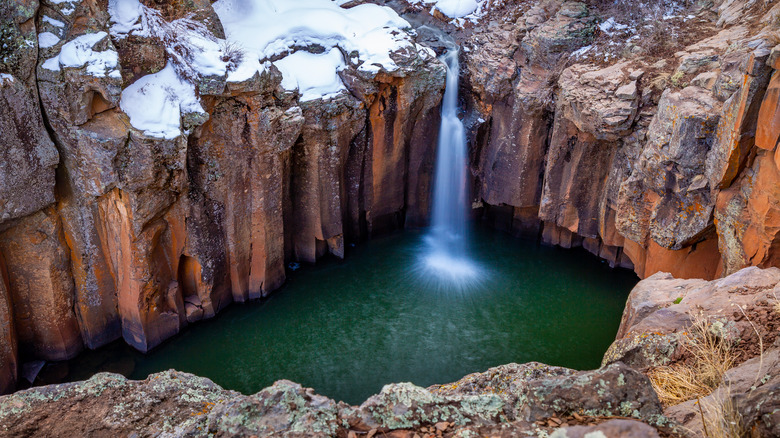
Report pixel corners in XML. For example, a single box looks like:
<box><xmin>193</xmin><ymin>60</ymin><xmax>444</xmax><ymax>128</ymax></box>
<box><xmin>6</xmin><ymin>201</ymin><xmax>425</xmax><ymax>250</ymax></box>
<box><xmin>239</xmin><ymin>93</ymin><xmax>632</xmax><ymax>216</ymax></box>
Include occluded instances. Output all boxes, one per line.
<box><xmin>1</xmin><ymin>0</ymin><xmax>780</xmax><ymax>396</ymax></box>
<box><xmin>463</xmin><ymin>0</ymin><xmax>780</xmax><ymax>281</ymax></box>
<box><xmin>0</xmin><ymin>0</ymin><xmax>445</xmax><ymax>393</ymax></box>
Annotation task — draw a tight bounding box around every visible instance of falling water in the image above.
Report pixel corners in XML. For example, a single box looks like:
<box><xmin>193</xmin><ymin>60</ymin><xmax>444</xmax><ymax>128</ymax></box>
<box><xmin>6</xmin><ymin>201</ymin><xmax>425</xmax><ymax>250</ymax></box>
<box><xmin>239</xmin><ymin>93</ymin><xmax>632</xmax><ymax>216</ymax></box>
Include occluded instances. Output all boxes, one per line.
<box><xmin>420</xmin><ymin>47</ymin><xmax>481</xmax><ymax>287</ymax></box>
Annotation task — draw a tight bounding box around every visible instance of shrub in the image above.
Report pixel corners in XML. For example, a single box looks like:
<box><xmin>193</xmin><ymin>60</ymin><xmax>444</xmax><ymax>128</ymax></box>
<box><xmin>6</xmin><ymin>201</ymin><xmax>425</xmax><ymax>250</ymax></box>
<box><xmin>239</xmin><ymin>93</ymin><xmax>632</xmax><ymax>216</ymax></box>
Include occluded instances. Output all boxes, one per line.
<box><xmin>220</xmin><ymin>40</ymin><xmax>245</xmax><ymax>73</ymax></box>
<box><xmin>134</xmin><ymin>4</ymin><xmax>216</xmax><ymax>82</ymax></box>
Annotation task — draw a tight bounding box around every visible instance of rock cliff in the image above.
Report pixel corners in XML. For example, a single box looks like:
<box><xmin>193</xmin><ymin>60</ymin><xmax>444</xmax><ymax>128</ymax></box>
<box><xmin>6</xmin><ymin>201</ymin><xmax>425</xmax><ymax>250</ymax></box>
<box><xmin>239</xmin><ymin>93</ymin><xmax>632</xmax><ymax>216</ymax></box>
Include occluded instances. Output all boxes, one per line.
<box><xmin>1</xmin><ymin>0</ymin><xmax>780</xmax><ymax>400</ymax></box>
<box><xmin>0</xmin><ymin>0</ymin><xmax>446</xmax><ymax>393</ymax></box>
<box><xmin>459</xmin><ymin>0</ymin><xmax>780</xmax><ymax>280</ymax></box>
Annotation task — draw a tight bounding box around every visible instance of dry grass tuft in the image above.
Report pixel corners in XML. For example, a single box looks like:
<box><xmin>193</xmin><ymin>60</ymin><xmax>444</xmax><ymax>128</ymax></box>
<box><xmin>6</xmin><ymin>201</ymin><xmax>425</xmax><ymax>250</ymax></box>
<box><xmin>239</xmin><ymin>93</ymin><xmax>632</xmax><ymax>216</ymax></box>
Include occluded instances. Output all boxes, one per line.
<box><xmin>649</xmin><ymin>365</ymin><xmax>711</xmax><ymax>406</ymax></box>
<box><xmin>648</xmin><ymin>314</ymin><xmax>735</xmax><ymax>407</ymax></box>
<box><xmin>699</xmin><ymin>388</ymin><xmax>745</xmax><ymax>438</ymax></box>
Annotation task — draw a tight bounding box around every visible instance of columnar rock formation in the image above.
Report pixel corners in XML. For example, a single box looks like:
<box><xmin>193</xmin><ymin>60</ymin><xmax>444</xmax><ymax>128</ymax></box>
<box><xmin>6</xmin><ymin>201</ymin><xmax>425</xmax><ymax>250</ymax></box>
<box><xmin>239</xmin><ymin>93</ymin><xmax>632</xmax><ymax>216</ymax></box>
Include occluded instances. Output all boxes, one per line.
<box><xmin>463</xmin><ymin>0</ymin><xmax>780</xmax><ymax>281</ymax></box>
<box><xmin>0</xmin><ymin>0</ymin><xmax>445</xmax><ymax>393</ymax></box>
<box><xmin>1</xmin><ymin>0</ymin><xmax>780</xmax><ymax>398</ymax></box>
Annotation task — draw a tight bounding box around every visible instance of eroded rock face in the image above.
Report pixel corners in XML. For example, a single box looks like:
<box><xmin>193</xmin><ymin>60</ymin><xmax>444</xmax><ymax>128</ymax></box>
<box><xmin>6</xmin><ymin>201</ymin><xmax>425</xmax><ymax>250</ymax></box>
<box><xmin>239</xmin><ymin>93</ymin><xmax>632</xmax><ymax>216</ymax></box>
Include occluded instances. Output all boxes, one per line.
<box><xmin>360</xmin><ymin>66</ymin><xmax>446</xmax><ymax>234</ymax></box>
<box><xmin>291</xmin><ymin>95</ymin><xmax>364</xmax><ymax>262</ymax></box>
<box><xmin>0</xmin><ymin>75</ymin><xmax>59</xmax><ymax>224</ymax></box>
<box><xmin>617</xmin><ymin>86</ymin><xmax>721</xmax><ymax>251</ymax></box>
<box><xmin>716</xmin><ymin>144</ymin><xmax>780</xmax><ymax>276</ymax></box>
<box><xmin>471</xmin><ymin>1</ymin><xmax>599</xmax><ymax>222</ymax></box>
<box><xmin>0</xmin><ymin>361</ymin><xmax>667</xmax><ymax>437</ymax></box>
<box><xmin>0</xmin><ymin>209</ymin><xmax>82</xmax><ymax>362</ymax></box>
<box><xmin>187</xmin><ymin>74</ymin><xmax>304</xmax><ymax>303</ymax></box>
<box><xmin>0</xmin><ymin>0</ymin><xmax>447</xmax><ymax>393</ymax></box>
<box><xmin>604</xmin><ymin>266</ymin><xmax>780</xmax><ymax>371</ymax></box>
<box><xmin>458</xmin><ymin>0</ymin><xmax>780</xmax><ymax>282</ymax></box>
<box><xmin>0</xmin><ymin>257</ymin><xmax>16</xmax><ymax>395</ymax></box>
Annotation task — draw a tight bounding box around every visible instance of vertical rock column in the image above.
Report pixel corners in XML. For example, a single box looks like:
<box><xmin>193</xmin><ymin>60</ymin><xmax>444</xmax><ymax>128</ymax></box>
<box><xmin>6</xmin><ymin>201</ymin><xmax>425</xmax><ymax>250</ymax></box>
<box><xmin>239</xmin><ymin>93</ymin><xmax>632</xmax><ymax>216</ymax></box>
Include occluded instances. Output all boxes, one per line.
<box><xmin>362</xmin><ymin>68</ymin><xmax>446</xmax><ymax>235</ymax></box>
<box><xmin>188</xmin><ymin>78</ymin><xmax>304</xmax><ymax>302</ymax></box>
<box><xmin>539</xmin><ymin>62</ymin><xmax>639</xmax><ymax>266</ymax></box>
<box><xmin>35</xmin><ymin>0</ymin><xmax>125</xmax><ymax>350</ymax></box>
<box><xmin>291</xmin><ymin>95</ymin><xmax>364</xmax><ymax>262</ymax></box>
<box><xmin>0</xmin><ymin>0</ymin><xmax>72</xmax><ymax>389</ymax></box>
<box><xmin>469</xmin><ymin>1</ymin><xmax>599</xmax><ymax>238</ymax></box>
<box><xmin>715</xmin><ymin>52</ymin><xmax>780</xmax><ymax>274</ymax></box>
<box><xmin>0</xmin><ymin>209</ymin><xmax>83</xmax><ymax>360</ymax></box>
<box><xmin>0</xmin><ymin>253</ymin><xmax>17</xmax><ymax>394</ymax></box>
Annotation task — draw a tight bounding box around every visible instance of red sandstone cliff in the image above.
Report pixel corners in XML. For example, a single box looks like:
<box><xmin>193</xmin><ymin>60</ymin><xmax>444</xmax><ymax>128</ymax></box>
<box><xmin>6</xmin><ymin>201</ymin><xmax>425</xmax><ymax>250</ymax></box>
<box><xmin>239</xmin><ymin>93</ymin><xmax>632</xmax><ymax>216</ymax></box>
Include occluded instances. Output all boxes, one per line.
<box><xmin>0</xmin><ymin>0</ymin><xmax>445</xmax><ymax>393</ymax></box>
<box><xmin>463</xmin><ymin>0</ymin><xmax>780</xmax><ymax>280</ymax></box>
<box><xmin>1</xmin><ymin>0</ymin><xmax>780</xmax><ymax>396</ymax></box>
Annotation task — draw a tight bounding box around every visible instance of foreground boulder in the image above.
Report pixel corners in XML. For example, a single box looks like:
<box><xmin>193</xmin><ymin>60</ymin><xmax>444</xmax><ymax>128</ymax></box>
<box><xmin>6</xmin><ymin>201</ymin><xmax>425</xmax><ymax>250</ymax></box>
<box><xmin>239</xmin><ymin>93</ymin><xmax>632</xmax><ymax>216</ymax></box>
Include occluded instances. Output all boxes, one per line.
<box><xmin>604</xmin><ymin>266</ymin><xmax>780</xmax><ymax>371</ymax></box>
<box><xmin>604</xmin><ymin>266</ymin><xmax>780</xmax><ymax>436</ymax></box>
<box><xmin>0</xmin><ymin>361</ymin><xmax>669</xmax><ymax>437</ymax></box>
<box><xmin>664</xmin><ymin>344</ymin><xmax>780</xmax><ymax>438</ymax></box>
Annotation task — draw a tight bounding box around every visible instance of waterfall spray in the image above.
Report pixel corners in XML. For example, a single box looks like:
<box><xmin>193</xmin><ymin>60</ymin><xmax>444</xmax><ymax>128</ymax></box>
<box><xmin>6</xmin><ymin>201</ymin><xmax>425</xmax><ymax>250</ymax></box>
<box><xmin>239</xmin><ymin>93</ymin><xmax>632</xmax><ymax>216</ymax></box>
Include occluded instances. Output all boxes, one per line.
<box><xmin>420</xmin><ymin>47</ymin><xmax>481</xmax><ymax>288</ymax></box>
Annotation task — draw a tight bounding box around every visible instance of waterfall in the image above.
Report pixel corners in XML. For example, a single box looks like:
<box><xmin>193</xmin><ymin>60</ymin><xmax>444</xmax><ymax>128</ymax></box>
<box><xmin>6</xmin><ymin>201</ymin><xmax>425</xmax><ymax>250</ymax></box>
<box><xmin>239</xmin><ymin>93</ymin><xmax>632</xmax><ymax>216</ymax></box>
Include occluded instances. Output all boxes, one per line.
<box><xmin>420</xmin><ymin>47</ymin><xmax>480</xmax><ymax>287</ymax></box>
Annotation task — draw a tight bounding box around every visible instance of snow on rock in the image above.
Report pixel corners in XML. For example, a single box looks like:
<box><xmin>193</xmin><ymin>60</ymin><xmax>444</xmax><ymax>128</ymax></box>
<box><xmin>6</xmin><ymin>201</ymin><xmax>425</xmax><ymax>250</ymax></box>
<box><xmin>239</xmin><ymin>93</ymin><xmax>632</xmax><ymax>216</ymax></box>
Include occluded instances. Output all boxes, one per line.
<box><xmin>107</xmin><ymin>0</ymin><xmax>145</xmax><ymax>36</ymax></box>
<box><xmin>108</xmin><ymin>0</ymin><xmax>227</xmax><ymax>79</ymax></box>
<box><xmin>404</xmin><ymin>0</ymin><xmax>498</xmax><ymax>20</ymax></box>
<box><xmin>42</xmin><ymin>16</ymin><xmax>66</xmax><ymax>28</ymax></box>
<box><xmin>109</xmin><ymin>0</ymin><xmax>424</xmax><ymax>137</ymax></box>
<box><xmin>38</xmin><ymin>32</ymin><xmax>61</xmax><ymax>48</ymax></box>
<box><xmin>108</xmin><ymin>0</ymin><xmax>229</xmax><ymax>137</ymax></box>
<box><xmin>40</xmin><ymin>32</ymin><xmax>119</xmax><ymax>77</ymax></box>
<box><xmin>273</xmin><ymin>48</ymin><xmax>346</xmax><ymax>102</ymax></box>
<box><xmin>49</xmin><ymin>0</ymin><xmax>79</xmax><ymax>16</ymax></box>
<box><xmin>213</xmin><ymin>0</ymin><xmax>414</xmax><ymax>83</ymax></box>
<box><xmin>433</xmin><ymin>0</ymin><xmax>478</xmax><ymax>17</ymax></box>
<box><xmin>119</xmin><ymin>63</ymin><xmax>205</xmax><ymax>139</ymax></box>
<box><xmin>0</xmin><ymin>73</ymin><xmax>14</xmax><ymax>84</ymax></box>
<box><xmin>599</xmin><ymin>17</ymin><xmax>629</xmax><ymax>36</ymax></box>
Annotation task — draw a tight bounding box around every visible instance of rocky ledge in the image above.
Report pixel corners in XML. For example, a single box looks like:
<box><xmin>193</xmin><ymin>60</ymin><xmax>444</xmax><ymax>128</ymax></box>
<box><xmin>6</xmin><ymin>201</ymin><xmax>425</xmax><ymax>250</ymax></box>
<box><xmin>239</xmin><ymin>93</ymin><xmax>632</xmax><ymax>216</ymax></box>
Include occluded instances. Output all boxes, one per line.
<box><xmin>2</xmin><ymin>266</ymin><xmax>778</xmax><ymax>437</ymax></box>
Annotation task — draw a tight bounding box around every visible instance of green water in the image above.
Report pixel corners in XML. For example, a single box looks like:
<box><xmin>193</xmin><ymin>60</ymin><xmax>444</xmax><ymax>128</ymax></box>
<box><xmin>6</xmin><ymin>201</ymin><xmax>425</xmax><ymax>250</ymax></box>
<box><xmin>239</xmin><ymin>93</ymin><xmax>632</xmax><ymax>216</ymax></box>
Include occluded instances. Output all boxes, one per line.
<box><xmin>50</xmin><ymin>225</ymin><xmax>637</xmax><ymax>405</ymax></box>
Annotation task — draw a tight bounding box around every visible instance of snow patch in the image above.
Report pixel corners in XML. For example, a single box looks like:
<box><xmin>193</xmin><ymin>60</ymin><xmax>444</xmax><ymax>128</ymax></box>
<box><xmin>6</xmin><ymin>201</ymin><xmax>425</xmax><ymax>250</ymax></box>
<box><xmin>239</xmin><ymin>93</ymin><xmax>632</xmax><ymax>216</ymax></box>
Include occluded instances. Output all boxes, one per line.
<box><xmin>108</xmin><ymin>0</ymin><xmax>144</xmax><ymax>36</ymax></box>
<box><xmin>273</xmin><ymin>48</ymin><xmax>346</xmax><ymax>102</ymax></box>
<box><xmin>38</xmin><ymin>32</ymin><xmax>61</xmax><ymax>48</ymax></box>
<box><xmin>0</xmin><ymin>73</ymin><xmax>14</xmax><ymax>84</ymax></box>
<box><xmin>599</xmin><ymin>17</ymin><xmax>629</xmax><ymax>36</ymax></box>
<box><xmin>433</xmin><ymin>0</ymin><xmax>478</xmax><ymax>18</ymax></box>
<box><xmin>48</xmin><ymin>0</ymin><xmax>78</xmax><ymax>14</ymax></box>
<box><xmin>41</xmin><ymin>32</ymin><xmax>118</xmax><ymax>77</ymax></box>
<box><xmin>571</xmin><ymin>45</ymin><xmax>593</xmax><ymax>58</ymax></box>
<box><xmin>43</xmin><ymin>16</ymin><xmax>66</xmax><ymax>28</ymax></box>
<box><xmin>404</xmin><ymin>0</ymin><xmax>498</xmax><ymax>21</ymax></box>
<box><xmin>119</xmin><ymin>63</ymin><xmax>205</xmax><ymax>139</ymax></box>
<box><xmin>108</xmin><ymin>0</ymin><xmax>227</xmax><ymax>80</ymax></box>
<box><xmin>213</xmin><ymin>0</ymin><xmax>413</xmax><ymax>83</ymax></box>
